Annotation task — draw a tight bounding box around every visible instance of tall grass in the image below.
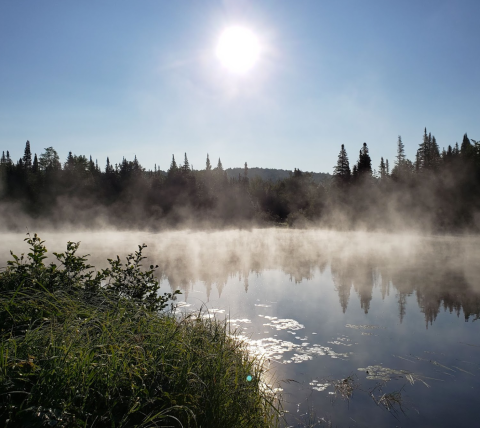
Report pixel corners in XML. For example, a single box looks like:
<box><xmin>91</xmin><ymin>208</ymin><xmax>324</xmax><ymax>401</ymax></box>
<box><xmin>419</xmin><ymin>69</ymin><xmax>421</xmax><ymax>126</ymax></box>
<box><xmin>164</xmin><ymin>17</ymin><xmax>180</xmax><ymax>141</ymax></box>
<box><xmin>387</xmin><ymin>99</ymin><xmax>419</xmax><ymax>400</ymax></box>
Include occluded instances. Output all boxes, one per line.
<box><xmin>0</xmin><ymin>235</ymin><xmax>281</xmax><ymax>427</ymax></box>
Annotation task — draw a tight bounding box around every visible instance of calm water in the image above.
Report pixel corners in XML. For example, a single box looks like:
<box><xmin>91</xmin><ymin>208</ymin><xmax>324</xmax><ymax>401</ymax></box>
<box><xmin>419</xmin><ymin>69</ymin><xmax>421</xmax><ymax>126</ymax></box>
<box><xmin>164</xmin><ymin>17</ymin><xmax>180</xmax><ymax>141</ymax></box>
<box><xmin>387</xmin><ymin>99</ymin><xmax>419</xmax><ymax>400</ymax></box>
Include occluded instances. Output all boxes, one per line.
<box><xmin>2</xmin><ymin>229</ymin><xmax>480</xmax><ymax>427</ymax></box>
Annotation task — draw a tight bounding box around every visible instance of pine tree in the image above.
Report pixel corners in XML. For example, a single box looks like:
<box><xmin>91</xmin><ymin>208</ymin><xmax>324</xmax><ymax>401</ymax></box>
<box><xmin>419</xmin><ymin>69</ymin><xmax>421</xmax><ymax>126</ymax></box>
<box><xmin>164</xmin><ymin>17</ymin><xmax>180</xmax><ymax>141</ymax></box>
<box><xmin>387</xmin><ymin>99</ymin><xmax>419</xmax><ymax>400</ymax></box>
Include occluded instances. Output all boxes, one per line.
<box><xmin>217</xmin><ymin>158</ymin><xmax>223</xmax><ymax>171</ymax></box>
<box><xmin>23</xmin><ymin>140</ymin><xmax>32</xmax><ymax>168</ymax></box>
<box><xmin>6</xmin><ymin>151</ymin><xmax>11</xmax><ymax>165</ymax></box>
<box><xmin>0</xmin><ymin>151</ymin><xmax>5</xmax><ymax>165</ymax></box>
<box><xmin>206</xmin><ymin>154</ymin><xmax>212</xmax><ymax>171</ymax></box>
<box><xmin>385</xmin><ymin>159</ymin><xmax>389</xmax><ymax>175</ymax></box>
<box><xmin>333</xmin><ymin>144</ymin><xmax>351</xmax><ymax>186</ymax></box>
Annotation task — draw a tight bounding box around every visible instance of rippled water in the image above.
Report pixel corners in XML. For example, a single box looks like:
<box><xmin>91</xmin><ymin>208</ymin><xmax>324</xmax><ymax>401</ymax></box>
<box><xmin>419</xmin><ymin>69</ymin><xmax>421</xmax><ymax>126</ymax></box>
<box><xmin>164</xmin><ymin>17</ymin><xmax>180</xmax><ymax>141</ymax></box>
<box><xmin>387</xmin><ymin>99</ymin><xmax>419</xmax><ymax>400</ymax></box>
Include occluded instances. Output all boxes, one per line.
<box><xmin>2</xmin><ymin>229</ymin><xmax>480</xmax><ymax>427</ymax></box>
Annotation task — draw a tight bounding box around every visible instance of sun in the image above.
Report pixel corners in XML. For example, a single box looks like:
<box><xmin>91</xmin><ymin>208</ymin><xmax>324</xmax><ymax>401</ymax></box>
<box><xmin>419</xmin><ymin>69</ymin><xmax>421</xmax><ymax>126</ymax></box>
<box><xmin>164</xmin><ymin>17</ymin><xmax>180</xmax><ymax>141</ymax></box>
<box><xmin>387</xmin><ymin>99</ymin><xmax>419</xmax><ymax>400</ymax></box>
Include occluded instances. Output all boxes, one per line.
<box><xmin>216</xmin><ymin>26</ymin><xmax>260</xmax><ymax>74</ymax></box>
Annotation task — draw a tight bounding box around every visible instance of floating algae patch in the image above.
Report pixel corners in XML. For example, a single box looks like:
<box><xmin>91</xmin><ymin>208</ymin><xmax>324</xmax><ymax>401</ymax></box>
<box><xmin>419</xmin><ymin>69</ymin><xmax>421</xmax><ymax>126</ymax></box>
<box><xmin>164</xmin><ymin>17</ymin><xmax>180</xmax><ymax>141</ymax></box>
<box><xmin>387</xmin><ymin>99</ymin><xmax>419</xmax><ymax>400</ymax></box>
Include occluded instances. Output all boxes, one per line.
<box><xmin>283</xmin><ymin>344</ymin><xmax>351</xmax><ymax>364</ymax></box>
<box><xmin>309</xmin><ymin>380</ymin><xmax>330</xmax><ymax>392</ymax></box>
<box><xmin>358</xmin><ymin>365</ymin><xmax>430</xmax><ymax>387</ymax></box>
<box><xmin>261</xmin><ymin>315</ymin><xmax>305</xmax><ymax>331</ymax></box>
<box><xmin>346</xmin><ymin>324</ymin><xmax>384</xmax><ymax>330</ymax></box>
<box><xmin>235</xmin><ymin>334</ymin><xmax>351</xmax><ymax>364</ymax></box>
<box><xmin>328</xmin><ymin>336</ymin><xmax>353</xmax><ymax>346</ymax></box>
<box><xmin>235</xmin><ymin>336</ymin><xmax>301</xmax><ymax>361</ymax></box>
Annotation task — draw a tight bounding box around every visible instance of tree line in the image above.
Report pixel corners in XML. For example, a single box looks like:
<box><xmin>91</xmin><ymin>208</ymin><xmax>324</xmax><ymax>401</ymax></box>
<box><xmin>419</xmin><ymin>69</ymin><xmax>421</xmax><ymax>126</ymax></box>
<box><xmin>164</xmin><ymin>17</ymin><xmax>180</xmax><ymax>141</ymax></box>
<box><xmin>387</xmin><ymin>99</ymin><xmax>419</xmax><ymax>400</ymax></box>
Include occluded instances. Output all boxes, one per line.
<box><xmin>0</xmin><ymin>129</ymin><xmax>479</xmax><ymax>231</ymax></box>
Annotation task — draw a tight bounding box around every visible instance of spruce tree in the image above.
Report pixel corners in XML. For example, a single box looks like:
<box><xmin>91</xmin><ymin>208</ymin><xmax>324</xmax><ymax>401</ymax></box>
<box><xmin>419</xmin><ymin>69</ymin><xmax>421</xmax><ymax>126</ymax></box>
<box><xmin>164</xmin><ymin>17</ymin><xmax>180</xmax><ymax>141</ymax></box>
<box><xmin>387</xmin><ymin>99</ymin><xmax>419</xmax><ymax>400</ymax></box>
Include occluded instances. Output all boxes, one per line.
<box><xmin>183</xmin><ymin>153</ymin><xmax>190</xmax><ymax>173</ymax></box>
<box><xmin>106</xmin><ymin>157</ymin><xmax>113</xmax><ymax>174</ymax></box>
<box><xmin>88</xmin><ymin>155</ymin><xmax>95</xmax><ymax>173</ymax></box>
<box><xmin>333</xmin><ymin>144</ymin><xmax>351</xmax><ymax>185</ymax></box>
<box><xmin>23</xmin><ymin>140</ymin><xmax>32</xmax><ymax>168</ymax></box>
<box><xmin>206</xmin><ymin>154</ymin><xmax>212</xmax><ymax>171</ymax></box>
<box><xmin>217</xmin><ymin>158</ymin><xmax>223</xmax><ymax>171</ymax></box>
<box><xmin>460</xmin><ymin>133</ymin><xmax>473</xmax><ymax>159</ymax></box>
<box><xmin>65</xmin><ymin>151</ymin><xmax>74</xmax><ymax>170</ymax></box>
<box><xmin>32</xmin><ymin>154</ymin><xmax>38</xmax><ymax>172</ymax></box>
<box><xmin>385</xmin><ymin>159</ymin><xmax>389</xmax><ymax>175</ymax></box>
<box><xmin>379</xmin><ymin>157</ymin><xmax>386</xmax><ymax>179</ymax></box>
<box><xmin>167</xmin><ymin>155</ymin><xmax>178</xmax><ymax>178</ymax></box>
<box><xmin>395</xmin><ymin>135</ymin><xmax>405</xmax><ymax>166</ymax></box>
<box><xmin>356</xmin><ymin>142</ymin><xmax>372</xmax><ymax>177</ymax></box>
<box><xmin>0</xmin><ymin>151</ymin><xmax>5</xmax><ymax>165</ymax></box>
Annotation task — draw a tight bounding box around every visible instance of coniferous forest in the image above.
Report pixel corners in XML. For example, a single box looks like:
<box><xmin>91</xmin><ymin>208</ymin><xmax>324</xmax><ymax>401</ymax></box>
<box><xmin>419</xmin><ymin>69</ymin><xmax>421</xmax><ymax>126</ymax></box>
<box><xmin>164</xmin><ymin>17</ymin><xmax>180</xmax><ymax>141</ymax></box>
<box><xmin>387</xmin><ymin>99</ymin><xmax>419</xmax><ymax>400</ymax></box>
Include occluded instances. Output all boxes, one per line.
<box><xmin>1</xmin><ymin>129</ymin><xmax>479</xmax><ymax>231</ymax></box>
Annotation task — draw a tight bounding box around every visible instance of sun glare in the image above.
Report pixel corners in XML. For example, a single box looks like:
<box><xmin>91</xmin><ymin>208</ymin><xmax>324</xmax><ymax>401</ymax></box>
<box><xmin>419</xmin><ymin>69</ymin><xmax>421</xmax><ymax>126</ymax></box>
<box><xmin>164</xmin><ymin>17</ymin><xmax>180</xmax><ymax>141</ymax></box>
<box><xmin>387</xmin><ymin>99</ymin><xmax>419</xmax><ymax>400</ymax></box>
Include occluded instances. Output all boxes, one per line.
<box><xmin>216</xmin><ymin>26</ymin><xmax>260</xmax><ymax>74</ymax></box>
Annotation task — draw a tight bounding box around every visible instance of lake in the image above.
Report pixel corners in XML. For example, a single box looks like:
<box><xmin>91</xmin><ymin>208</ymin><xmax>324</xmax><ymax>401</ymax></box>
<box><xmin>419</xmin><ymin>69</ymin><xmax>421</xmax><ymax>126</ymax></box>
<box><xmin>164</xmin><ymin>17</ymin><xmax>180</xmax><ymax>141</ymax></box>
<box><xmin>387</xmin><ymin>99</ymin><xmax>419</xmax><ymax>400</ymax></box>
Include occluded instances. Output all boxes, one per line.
<box><xmin>2</xmin><ymin>229</ymin><xmax>480</xmax><ymax>427</ymax></box>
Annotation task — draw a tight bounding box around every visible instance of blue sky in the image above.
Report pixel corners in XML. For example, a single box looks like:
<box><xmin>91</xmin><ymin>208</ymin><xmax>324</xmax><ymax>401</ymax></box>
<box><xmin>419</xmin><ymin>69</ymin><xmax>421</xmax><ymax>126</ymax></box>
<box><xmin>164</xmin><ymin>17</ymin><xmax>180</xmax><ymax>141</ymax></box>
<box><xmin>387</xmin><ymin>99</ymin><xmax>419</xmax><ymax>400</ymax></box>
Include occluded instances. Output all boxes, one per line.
<box><xmin>1</xmin><ymin>0</ymin><xmax>479</xmax><ymax>173</ymax></box>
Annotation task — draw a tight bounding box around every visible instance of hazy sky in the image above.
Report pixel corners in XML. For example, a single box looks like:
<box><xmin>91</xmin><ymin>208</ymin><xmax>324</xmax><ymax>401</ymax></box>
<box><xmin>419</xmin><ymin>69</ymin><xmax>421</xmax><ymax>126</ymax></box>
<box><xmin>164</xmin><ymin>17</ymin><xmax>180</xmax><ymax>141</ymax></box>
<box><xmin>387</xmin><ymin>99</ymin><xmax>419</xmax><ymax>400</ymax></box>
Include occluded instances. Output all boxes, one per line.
<box><xmin>1</xmin><ymin>0</ymin><xmax>479</xmax><ymax>173</ymax></box>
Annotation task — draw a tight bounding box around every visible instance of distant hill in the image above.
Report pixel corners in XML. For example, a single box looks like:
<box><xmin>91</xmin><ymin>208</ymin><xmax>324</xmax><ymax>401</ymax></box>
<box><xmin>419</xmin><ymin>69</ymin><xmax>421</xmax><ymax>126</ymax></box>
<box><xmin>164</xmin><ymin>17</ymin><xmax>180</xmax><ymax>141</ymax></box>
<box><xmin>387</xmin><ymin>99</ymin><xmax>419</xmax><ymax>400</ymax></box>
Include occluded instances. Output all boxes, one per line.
<box><xmin>225</xmin><ymin>167</ymin><xmax>332</xmax><ymax>184</ymax></box>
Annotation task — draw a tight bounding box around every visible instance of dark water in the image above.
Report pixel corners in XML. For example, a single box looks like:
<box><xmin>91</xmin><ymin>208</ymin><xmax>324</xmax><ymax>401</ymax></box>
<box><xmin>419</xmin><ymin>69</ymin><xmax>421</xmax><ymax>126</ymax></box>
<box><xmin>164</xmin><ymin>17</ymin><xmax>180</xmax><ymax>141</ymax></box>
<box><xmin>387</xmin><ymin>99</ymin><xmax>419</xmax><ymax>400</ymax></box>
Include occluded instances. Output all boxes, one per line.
<box><xmin>2</xmin><ymin>229</ymin><xmax>480</xmax><ymax>427</ymax></box>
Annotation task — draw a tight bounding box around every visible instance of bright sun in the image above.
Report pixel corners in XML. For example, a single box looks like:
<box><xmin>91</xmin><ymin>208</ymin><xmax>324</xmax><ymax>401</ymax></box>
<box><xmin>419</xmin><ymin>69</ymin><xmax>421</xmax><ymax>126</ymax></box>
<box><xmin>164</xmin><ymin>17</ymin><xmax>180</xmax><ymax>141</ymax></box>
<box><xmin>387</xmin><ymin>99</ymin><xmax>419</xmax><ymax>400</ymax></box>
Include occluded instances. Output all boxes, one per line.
<box><xmin>216</xmin><ymin>26</ymin><xmax>260</xmax><ymax>74</ymax></box>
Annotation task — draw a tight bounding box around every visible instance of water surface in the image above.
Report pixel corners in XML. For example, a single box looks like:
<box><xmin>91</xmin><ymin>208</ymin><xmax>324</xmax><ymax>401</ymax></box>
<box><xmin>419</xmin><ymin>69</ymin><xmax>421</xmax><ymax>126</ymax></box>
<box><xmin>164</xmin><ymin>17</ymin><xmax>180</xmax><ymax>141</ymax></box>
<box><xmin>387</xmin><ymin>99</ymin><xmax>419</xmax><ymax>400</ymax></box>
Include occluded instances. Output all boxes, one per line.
<box><xmin>2</xmin><ymin>229</ymin><xmax>479</xmax><ymax>427</ymax></box>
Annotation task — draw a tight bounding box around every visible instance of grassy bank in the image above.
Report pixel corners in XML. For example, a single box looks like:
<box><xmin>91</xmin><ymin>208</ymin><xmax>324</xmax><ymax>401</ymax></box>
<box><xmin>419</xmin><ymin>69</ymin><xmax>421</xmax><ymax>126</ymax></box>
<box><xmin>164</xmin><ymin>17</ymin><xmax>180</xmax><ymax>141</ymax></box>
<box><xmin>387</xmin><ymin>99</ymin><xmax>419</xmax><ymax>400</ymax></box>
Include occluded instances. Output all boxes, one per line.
<box><xmin>0</xmin><ymin>235</ymin><xmax>281</xmax><ymax>427</ymax></box>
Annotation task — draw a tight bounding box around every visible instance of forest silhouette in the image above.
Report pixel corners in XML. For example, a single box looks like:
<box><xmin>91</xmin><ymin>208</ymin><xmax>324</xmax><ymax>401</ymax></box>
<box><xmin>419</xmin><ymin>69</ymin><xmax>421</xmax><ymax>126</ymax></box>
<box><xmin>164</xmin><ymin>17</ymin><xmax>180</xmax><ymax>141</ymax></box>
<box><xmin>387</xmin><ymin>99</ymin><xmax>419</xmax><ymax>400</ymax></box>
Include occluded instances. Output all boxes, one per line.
<box><xmin>1</xmin><ymin>129</ymin><xmax>480</xmax><ymax>231</ymax></box>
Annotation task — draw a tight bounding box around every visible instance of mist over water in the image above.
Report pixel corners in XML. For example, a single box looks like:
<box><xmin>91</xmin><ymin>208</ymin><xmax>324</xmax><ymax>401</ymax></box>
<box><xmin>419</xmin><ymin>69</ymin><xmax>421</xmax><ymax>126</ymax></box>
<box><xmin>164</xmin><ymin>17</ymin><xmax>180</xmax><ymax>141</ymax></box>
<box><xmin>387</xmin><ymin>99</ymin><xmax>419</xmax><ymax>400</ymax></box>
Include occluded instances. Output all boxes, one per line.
<box><xmin>2</xmin><ymin>228</ymin><xmax>480</xmax><ymax>426</ymax></box>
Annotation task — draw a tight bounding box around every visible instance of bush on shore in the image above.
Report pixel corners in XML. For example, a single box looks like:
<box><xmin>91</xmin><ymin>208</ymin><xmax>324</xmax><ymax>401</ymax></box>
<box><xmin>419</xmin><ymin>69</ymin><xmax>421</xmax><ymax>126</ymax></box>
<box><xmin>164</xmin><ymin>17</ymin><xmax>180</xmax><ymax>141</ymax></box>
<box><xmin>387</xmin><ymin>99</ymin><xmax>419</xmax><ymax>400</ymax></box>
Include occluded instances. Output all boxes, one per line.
<box><xmin>0</xmin><ymin>235</ymin><xmax>281</xmax><ymax>427</ymax></box>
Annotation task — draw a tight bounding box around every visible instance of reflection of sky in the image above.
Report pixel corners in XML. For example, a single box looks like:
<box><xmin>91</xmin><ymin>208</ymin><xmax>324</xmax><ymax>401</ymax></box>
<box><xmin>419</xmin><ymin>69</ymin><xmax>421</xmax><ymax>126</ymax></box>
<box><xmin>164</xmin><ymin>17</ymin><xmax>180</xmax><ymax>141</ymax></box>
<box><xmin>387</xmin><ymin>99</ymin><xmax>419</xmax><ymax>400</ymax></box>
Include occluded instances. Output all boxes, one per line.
<box><xmin>170</xmin><ymin>267</ymin><xmax>480</xmax><ymax>427</ymax></box>
<box><xmin>2</xmin><ymin>230</ymin><xmax>480</xmax><ymax>426</ymax></box>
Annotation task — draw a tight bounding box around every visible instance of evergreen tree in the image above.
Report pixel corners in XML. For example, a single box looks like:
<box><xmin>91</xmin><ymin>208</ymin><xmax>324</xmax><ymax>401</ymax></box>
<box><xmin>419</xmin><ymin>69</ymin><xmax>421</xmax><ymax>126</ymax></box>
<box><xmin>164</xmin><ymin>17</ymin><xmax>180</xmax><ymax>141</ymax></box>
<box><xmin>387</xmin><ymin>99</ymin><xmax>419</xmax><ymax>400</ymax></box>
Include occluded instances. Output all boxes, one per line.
<box><xmin>356</xmin><ymin>142</ymin><xmax>372</xmax><ymax>177</ymax></box>
<box><xmin>379</xmin><ymin>157</ymin><xmax>386</xmax><ymax>179</ymax></box>
<box><xmin>217</xmin><ymin>158</ymin><xmax>223</xmax><ymax>171</ymax></box>
<box><xmin>333</xmin><ymin>144</ymin><xmax>351</xmax><ymax>185</ymax></box>
<box><xmin>395</xmin><ymin>135</ymin><xmax>405</xmax><ymax>166</ymax></box>
<box><xmin>460</xmin><ymin>133</ymin><xmax>474</xmax><ymax>159</ymax></box>
<box><xmin>206</xmin><ymin>154</ymin><xmax>212</xmax><ymax>171</ymax></box>
<box><xmin>0</xmin><ymin>151</ymin><xmax>5</xmax><ymax>165</ymax></box>
<box><xmin>88</xmin><ymin>155</ymin><xmax>95</xmax><ymax>173</ymax></box>
<box><xmin>385</xmin><ymin>159</ymin><xmax>389</xmax><ymax>175</ymax></box>
<box><xmin>167</xmin><ymin>155</ymin><xmax>178</xmax><ymax>178</ymax></box>
<box><xmin>182</xmin><ymin>153</ymin><xmax>190</xmax><ymax>173</ymax></box>
<box><xmin>106</xmin><ymin>157</ymin><xmax>113</xmax><ymax>174</ymax></box>
<box><xmin>416</xmin><ymin>128</ymin><xmax>428</xmax><ymax>170</ymax></box>
<box><xmin>416</xmin><ymin>128</ymin><xmax>439</xmax><ymax>170</ymax></box>
<box><xmin>431</xmin><ymin>136</ymin><xmax>440</xmax><ymax>168</ymax></box>
<box><xmin>454</xmin><ymin>142</ymin><xmax>460</xmax><ymax>156</ymax></box>
<box><xmin>132</xmin><ymin>155</ymin><xmax>141</xmax><ymax>172</ymax></box>
<box><xmin>6</xmin><ymin>151</ymin><xmax>11</xmax><ymax>165</ymax></box>
<box><xmin>32</xmin><ymin>154</ymin><xmax>38</xmax><ymax>172</ymax></box>
<box><xmin>65</xmin><ymin>151</ymin><xmax>75</xmax><ymax>170</ymax></box>
<box><xmin>23</xmin><ymin>140</ymin><xmax>32</xmax><ymax>168</ymax></box>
